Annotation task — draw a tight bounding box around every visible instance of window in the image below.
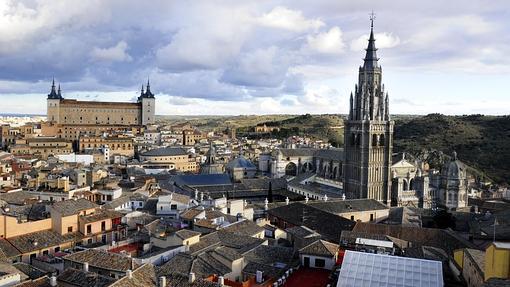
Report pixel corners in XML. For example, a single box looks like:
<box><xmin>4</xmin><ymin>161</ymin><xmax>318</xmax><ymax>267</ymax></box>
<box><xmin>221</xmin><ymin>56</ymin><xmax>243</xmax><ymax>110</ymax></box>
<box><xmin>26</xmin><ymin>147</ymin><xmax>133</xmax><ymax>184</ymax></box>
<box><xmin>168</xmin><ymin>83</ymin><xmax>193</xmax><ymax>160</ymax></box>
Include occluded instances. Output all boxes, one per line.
<box><xmin>86</xmin><ymin>225</ymin><xmax>91</xmax><ymax>234</ymax></box>
<box><xmin>139</xmin><ymin>202</ymin><xmax>143</xmax><ymax>207</ymax></box>
<box><xmin>315</xmin><ymin>258</ymin><xmax>326</xmax><ymax>268</ymax></box>
<box><xmin>370</xmin><ymin>214</ymin><xmax>374</xmax><ymax>222</ymax></box>
<box><xmin>350</xmin><ymin>215</ymin><xmax>355</xmax><ymax>221</ymax></box>
<box><xmin>171</xmin><ymin>204</ymin><xmax>178</xmax><ymax>210</ymax></box>
<box><xmin>68</xmin><ymin>226</ymin><xmax>73</xmax><ymax>233</ymax></box>
<box><xmin>43</xmin><ymin>250</ymin><xmax>49</xmax><ymax>256</ymax></box>
<box><xmin>101</xmin><ymin>221</ymin><xmax>106</xmax><ymax>231</ymax></box>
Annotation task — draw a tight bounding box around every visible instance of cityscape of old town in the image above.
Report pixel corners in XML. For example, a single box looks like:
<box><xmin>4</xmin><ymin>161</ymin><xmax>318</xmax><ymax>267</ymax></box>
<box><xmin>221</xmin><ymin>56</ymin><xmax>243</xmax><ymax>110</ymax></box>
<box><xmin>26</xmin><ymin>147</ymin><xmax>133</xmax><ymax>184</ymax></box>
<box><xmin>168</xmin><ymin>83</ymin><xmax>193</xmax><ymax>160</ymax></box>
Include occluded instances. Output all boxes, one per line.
<box><xmin>0</xmin><ymin>1</ymin><xmax>509</xmax><ymax>287</ymax></box>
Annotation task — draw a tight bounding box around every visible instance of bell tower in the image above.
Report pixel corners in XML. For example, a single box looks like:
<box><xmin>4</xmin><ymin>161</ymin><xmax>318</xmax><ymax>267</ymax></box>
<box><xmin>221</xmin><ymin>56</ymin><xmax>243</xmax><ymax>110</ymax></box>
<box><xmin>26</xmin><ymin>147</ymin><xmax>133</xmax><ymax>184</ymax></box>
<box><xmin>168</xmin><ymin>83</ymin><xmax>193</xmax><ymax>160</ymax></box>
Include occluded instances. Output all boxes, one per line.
<box><xmin>343</xmin><ymin>14</ymin><xmax>394</xmax><ymax>204</ymax></box>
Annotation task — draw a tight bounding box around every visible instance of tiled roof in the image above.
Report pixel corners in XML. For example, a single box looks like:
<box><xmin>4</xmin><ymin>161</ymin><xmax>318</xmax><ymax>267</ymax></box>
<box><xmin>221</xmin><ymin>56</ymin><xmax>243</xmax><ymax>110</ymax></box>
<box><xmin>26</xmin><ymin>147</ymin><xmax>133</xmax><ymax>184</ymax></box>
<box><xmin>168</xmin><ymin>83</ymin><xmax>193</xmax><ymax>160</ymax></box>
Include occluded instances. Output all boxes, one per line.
<box><xmin>111</xmin><ymin>263</ymin><xmax>157</xmax><ymax>287</ymax></box>
<box><xmin>79</xmin><ymin>209</ymin><xmax>123</xmax><ymax>224</ymax></box>
<box><xmin>0</xmin><ymin>191</ymin><xmax>38</xmax><ymax>205</ymax></box>
<box><xmin>299</xmin><ymin>240</ymin><xmax>338</xmax><ymax>257</ymax></box>
<box><xmin>307</xmin><ymin>199</ymin><xmax>389</xmax><ymax>214</ymax></box>
<box><xmin>63</xmin><ymin>249</ymin><xmax>136</xmax><ymax>272</ymax></box>
<box><xmin>7</xmin><ymin>230</ymin><xmax>79</xmax><ymax>253</ymax></box>
<box><xmin>12</xmin><ymin>276</ymin><xmax>52</xmax><ymax>287</ymax></box>
<box><xmin>352</xmin><ymin>222</ymin><xmax>478</xmax><ymax>256</ymax></box>
<box><xmin>175</xmin><ymin>229</ymin><xmax>201</xmax><ymax>240</ymax></box>
<box><xmin>222</xmin><ymin>220</ymin><xmax>264</xmax><ymax>237</ymax></box>
<box><xmin>51</xmin><ymin>198</ymin><xmax>98</xmax><ymax>216</ymax></box>
<box><xmin>268</xmin><ymin>202</ymin><xmax>355</xmax><ymax>243</ymax></box>
<box><xmin>192</xmin><ymin>252</ymin><xmax>231</xmax><ymax>277</ymax></box>
<box><xmin>278</xmin><ymin>148</ymin><xmax>317</xmax><ymax>157</ymax></box>
<box><xmin>243</xmin><ymin>245</ymin><xmax>296</xmax><ymax>266</ymax></box>
<box><xmin>212</xmin><ymin>246</ymin><xmax>242</xmax><ymax>262</ymax></box>
<box><xmin>12</xmin><ymin>262</ymin><xmax>46</xmax><ymax>280</ymax></box>
<box><xmin>172</xmin><ymin>174</ymin><xmax>232</xmax><ymax>187</ymax></box>
<box><xmin>57</xmin><ymin>268</ymin><xmax>115</xmax><ymax>287</ymax></box>
<box><xmin>180</xmin><ymin>208</ymin><xmax>205</xmax><ymax>220</ymax></box>
<box><xmin>0</xmin><ymin>238</ymin><xmax>21</xmax><ymax>258</ymax></box>
<box><xmin>158</xmin><ymin>253</ymin><xmax>194</xmax><ymax>276</ymax></box>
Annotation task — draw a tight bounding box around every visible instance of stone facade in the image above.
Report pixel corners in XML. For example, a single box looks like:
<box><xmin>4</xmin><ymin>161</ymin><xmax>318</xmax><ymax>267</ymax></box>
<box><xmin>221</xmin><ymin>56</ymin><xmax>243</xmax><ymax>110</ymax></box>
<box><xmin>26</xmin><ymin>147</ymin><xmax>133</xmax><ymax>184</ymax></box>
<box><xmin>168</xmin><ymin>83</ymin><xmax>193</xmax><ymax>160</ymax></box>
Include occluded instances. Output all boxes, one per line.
<box><xmin>45</xmin><ymin>80</ymin><xmax>155</xmax><ymax>140</ymax></box>
<box><xmin>343</xmin><ymin>22</ymin><xmax>393</xmax><ymax>204</ymax></box>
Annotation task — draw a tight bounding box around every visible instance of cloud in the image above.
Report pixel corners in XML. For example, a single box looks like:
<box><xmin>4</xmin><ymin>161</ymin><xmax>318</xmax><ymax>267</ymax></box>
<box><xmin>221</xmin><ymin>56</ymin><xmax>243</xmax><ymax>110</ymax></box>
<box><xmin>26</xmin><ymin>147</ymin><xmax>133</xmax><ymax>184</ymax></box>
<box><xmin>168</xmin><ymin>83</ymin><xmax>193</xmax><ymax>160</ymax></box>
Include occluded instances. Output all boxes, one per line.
<box><xmin>350</xmin><ymin>32</ymin><xmax>401</xmax><ymax>51</ymax></box>
<box><xmin>91</xmin><ymin>41</ymin><xmax>132</xmax><ymax>62</ymax></box>
<box><xmin>306</xmin><ymin>27</ymin><xmax>345</xmax><ymax>54</ymax></box>
<box><xmin>258</xmin><ymin>6</ymin><xmax>324</xmax><ymax>32</ymax></box>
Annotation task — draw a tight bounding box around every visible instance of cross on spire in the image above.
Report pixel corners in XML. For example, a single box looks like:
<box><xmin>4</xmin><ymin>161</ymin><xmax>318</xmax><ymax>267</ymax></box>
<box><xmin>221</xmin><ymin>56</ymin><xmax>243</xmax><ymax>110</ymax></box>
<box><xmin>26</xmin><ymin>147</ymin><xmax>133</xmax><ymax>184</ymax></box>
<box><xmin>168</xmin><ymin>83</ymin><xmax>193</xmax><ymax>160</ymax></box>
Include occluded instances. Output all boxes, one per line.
<box><xmin>369</xmin><ymin>11</ymin><xmax>376</xmax><ymax>28</ymax></box>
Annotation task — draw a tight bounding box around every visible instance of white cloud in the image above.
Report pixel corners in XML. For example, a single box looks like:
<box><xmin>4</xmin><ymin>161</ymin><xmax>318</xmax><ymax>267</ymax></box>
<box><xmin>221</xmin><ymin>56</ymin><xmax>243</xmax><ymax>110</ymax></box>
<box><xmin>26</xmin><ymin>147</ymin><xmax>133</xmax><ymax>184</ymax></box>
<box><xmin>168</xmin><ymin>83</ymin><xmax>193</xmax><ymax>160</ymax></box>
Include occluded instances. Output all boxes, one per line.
<box><xmin>91</xmin><ymin>41</ymin><xmax>132</xmax><ymax>62</ymax></box>
<box><xmin>306</xmin><ymin>27</ymin><xmax>345</xmax><ymax>54</ymax></box>
<box><xmin>258</xmin><ymin>6</ymin><xmax>324</xmax><ymax>32</ymax></box>
<box><xmin>350</xmin><ymin>32</ymin><xmax>401</xmax><ymax>51</ymax></box>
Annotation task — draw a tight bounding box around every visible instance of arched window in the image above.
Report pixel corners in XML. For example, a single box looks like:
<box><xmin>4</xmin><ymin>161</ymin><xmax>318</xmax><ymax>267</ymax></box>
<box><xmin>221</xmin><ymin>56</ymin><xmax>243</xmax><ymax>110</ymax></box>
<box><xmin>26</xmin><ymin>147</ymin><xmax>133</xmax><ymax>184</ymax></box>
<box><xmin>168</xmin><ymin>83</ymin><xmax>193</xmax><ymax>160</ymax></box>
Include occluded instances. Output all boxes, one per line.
<box><xmin>379</xmin><ymin>134</ymin><xmax>385</xmax><ymax>146</ymax></box>
<box><xmin>372</xmin><ymin>134</ymin><xmax>378</xmax><ymax>146</ymax></box>
<box><xmin>403</xmin><ymin>180</ymin><xmax>408</xmax><ymax>191</ymax></box>
<box><xmin>409</xmin><ymin>178</ymin><xmax>415</xmax><ymax>190</ymax></box>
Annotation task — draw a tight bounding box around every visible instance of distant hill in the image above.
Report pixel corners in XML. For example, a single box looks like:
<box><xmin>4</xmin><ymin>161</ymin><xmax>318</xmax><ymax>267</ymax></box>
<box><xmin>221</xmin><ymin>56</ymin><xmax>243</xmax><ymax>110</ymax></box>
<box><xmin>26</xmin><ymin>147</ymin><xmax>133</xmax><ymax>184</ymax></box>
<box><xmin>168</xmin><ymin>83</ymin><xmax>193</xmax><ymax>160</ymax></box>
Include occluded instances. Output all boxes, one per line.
<box><xmin>393</xmin><ymin>114</ymin><xmax>510</xmax><ymax>184</ymax></box>
<box><xmin>238</xmin><ymin>114</ymin><xmax>345</xmax><ymax>147</ymax></box>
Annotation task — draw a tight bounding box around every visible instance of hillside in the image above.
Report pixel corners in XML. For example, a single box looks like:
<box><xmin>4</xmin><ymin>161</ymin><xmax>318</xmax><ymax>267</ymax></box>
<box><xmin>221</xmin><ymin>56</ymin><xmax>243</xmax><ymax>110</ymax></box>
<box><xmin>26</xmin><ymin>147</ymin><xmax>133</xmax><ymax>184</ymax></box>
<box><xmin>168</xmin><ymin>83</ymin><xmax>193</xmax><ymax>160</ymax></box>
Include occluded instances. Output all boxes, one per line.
<box><xmin>238</xmin><ymin>114</ymin><xmax>345</xmax><ymax>147</ymax></box>
<box><xmin>394</xmin><ymin>114</ymin><xmax>510</xmax><ymax>184</ymax></box>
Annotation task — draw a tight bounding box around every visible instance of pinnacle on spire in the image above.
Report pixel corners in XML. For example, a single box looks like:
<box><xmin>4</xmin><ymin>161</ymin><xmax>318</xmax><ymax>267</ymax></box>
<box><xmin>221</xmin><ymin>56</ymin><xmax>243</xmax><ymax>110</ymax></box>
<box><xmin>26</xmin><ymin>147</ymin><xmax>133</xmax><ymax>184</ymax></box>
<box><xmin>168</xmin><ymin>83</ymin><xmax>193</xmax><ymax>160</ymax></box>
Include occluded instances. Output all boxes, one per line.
<box><xmin>364</xmin><ymin>12</ymin><xmax>379</xmax><ymax>69</ymax></box>
<box><xmin>143</xmin><ymin>77</ymin><xmax>154</xmax><ymax>98</ymax></box>
<box><xmin>57</xmin><ymin>84</ymin><xmax>62</xmax><ymax>98</ymax></box>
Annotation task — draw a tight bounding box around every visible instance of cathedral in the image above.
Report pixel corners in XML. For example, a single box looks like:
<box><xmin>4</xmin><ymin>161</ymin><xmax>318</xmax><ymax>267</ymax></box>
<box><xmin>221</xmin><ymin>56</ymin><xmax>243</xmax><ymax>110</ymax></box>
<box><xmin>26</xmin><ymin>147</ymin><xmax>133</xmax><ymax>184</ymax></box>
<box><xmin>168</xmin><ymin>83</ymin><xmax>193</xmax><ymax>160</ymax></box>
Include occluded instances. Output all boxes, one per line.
<box><xmin>343</xmin><ymin>18</ymin><xmax>393</xmax><ymax>204</ymax></box>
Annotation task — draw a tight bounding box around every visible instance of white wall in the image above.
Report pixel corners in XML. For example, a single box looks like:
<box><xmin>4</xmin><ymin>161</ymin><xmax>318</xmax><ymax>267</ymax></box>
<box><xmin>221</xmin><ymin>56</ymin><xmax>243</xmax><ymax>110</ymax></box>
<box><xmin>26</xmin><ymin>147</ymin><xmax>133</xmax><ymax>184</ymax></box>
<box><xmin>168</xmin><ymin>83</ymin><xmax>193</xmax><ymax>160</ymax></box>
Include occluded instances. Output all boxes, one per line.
<box><xmin>300</xmin><ymin>254</ymin><xmax>336</xmax><ymax>270</ymax></box>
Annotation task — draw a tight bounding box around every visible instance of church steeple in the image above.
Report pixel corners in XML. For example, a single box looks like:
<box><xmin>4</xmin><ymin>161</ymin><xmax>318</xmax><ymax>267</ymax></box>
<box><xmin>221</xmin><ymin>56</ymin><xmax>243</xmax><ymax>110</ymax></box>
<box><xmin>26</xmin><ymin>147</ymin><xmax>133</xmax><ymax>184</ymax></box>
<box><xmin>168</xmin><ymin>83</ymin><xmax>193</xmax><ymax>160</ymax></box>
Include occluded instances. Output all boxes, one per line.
<box><xmin>364</xmin><ymin>13</ymin><xmax>379</xmax><ymax>69</ymax></box>
<box><xmin>57</xmin><ymin>84</ymin><xmax>62</xmax><ymax>98</ymax></box>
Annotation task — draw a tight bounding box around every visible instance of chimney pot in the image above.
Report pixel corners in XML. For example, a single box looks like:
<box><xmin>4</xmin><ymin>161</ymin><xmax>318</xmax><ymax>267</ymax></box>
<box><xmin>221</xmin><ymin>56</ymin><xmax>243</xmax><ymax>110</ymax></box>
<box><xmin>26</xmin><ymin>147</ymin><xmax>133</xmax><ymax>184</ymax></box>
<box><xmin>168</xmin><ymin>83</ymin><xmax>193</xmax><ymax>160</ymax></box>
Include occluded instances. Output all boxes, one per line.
<box><xmin>159</xmin><ymin>276</ymin><xmax>167</xmax><ymax>287</ymax></box>
<box><xmin>127</xmin><ymin>270</ymin><xmax>132</xmax><ymax>279</ymax></box>
<box><xmin>83</xmin><ymin>262</ymin><xmax>89</xmax><ymax>272</ymax></box>
<box><xmin>189</xmin><ymin>272</ymin><xmax>195</xmax><ymax>283</ymax></box>
<box><xmin>50</xmin><ymin>276</ymin><xmax>57</xmax><ymax>287</ymax></box>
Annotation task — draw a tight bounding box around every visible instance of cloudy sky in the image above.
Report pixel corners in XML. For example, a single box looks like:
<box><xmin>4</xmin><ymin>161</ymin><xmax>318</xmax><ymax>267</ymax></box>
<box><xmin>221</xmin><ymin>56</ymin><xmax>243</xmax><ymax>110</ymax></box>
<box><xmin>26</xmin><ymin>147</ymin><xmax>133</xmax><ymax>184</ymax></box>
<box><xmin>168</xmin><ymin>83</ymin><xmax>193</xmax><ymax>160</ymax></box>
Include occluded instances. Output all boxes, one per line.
<box><xmin>0</xmin><ymin>0</ymin><xmax>509</xmax><ymax>115</ymax></box>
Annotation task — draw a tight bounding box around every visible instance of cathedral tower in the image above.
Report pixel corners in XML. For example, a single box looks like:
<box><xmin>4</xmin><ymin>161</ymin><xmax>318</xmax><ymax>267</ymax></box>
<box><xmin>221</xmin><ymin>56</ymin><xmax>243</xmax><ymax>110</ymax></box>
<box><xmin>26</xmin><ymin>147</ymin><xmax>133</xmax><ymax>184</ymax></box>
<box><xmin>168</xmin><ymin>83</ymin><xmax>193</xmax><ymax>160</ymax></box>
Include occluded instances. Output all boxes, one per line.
<box><xmin>138</xmin><ymin>79</ymin><xmax>156</xmax><ymax>125</ymax></box>
<box><xmin>343</xmin><ymin>16</ymin><xmax>394</xmax><ymax>204</ymax></box>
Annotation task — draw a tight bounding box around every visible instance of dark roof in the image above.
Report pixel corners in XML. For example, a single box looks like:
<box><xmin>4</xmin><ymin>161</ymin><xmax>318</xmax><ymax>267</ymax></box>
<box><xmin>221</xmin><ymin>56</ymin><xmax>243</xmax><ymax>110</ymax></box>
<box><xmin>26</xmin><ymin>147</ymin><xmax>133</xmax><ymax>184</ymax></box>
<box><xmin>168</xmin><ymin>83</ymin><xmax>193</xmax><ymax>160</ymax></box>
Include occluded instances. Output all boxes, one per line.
<box><xmin>363</xmin><ymin>25</ymin><xmax>379</xmax><ymax>69</ymax></box>
<box><xmin>141</xmin><ymin>147</ymin><xmax>188</xmax><ymax>157</ymax></box>
<box><xmin>243</xmin><ymin>245</ymin><xmax>296</xmax><ymax>266</ymax></box>
<box><xmin>64</xmin><ymin>249</ymin><xmax>136</xmax><ymax>272</ymax></box>
<box><xmin>212</xmin><ymin>246</ymin><xmax>242</xmax><ymax>262</ymax></box>
<box><xmin>172</xmin><ymin>174</ymin><xmax>232</xmax><ymax>187</ymax></box>
<box><xmin>307</xmin><ymin>199</ymin><xmax>389</xmax><ymax>214</ymax></box>
<box><xmin>12</xmin><ymin>262</ymin><xmax>46</xmax><ymax>280</ymax></box>
<box><xmin>7</xmin><ymin>230</ymin><xmax>78</xmax><ymax>253</ymax></box>
<box><xmin>278</xmin><ymin>148</ymin><xmax>317</xmax><ymax>157</ymax></box>
<box><xmin>267</xmin><ymin>202</ymin><xmax>355</xmax><ymax>243</ymax></box>
<box><xmin>0</xmin><ymin>191</ymin><xmax>38</xmax><ymax>205</ymax></box>
<box><xmin>51</xmin><ymin>198</ymin><xmax>98</xmax><ymax>216</ymax></box>
<box><xmin>57</xmin><ymin>268</ymin><xmax>115</xmax><ymax>287</ymax></box>
<box><xmin>314</xmin><ymin>148</ymin><xmax>344</xmax><ymax>160</ymax></box>
<box><xmin>299</xmin><ymin>240</ymin><xmax>338</xmax><ymax>257</ymax></box>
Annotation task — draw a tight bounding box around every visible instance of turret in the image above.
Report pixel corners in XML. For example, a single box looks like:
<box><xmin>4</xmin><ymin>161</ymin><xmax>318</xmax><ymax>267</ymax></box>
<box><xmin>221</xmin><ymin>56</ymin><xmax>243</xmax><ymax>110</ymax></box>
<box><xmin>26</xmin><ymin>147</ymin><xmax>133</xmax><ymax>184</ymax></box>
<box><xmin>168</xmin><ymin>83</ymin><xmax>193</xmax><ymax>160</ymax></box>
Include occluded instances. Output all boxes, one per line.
<box><xmin>138</xmin><ymin>79</ymin><xmax>155</xmax><ymax>125</ymax></box>
<box><xmin>47</xmin><ymin>79</ymin><xmax>62</xmax><ymax>122</ymax></box>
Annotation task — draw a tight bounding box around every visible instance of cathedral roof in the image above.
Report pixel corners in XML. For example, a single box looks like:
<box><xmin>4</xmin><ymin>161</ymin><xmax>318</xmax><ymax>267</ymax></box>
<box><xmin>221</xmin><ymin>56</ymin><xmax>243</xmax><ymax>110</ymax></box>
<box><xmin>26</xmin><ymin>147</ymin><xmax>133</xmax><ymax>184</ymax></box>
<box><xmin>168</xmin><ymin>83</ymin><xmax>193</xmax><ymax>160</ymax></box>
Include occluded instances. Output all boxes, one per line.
<box><xmin>226</xmin><ymin>155</ymin><xmax>256</xmax><ymax>170</ymax></box>
<box><xmin>47</xmin><ymin>79</ymin><xmax>63</xmax><ymax>100</ymax></box>
<box><xmin>442</xmin><ymin>151</ymin><xmax>467</xmax><ymax>179</ymax></box>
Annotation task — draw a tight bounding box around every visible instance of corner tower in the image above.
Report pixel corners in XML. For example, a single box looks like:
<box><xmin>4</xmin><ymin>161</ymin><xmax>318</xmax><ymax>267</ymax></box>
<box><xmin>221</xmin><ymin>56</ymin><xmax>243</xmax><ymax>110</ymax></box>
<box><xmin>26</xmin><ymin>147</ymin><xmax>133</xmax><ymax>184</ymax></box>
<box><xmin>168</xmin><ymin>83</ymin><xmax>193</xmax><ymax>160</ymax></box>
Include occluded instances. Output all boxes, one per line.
<box><xmin>47</xmin><ymin>79</ymin><xmax>63</xmax><ymax>123</ymax></box>
<box><xmin>343</xmin><ymin>16</ymin><xmax>394</xmax><ymax>204</ymax></box>
<box><xmin>138</xmin><ymin>79</ymin><xmax>156</xmax><ymax>125</ymax></box>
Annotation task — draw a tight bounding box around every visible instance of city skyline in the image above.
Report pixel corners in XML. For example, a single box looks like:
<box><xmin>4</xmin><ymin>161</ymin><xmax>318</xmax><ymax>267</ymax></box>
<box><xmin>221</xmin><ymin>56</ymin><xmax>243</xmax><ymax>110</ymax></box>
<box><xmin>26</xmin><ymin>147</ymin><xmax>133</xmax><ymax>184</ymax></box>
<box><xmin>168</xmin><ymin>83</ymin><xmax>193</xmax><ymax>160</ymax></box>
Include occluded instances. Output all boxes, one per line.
<box><xmin>0</xmin><ymin>0</ymin><xmax>509</xmax><ymax>116</ymax></box>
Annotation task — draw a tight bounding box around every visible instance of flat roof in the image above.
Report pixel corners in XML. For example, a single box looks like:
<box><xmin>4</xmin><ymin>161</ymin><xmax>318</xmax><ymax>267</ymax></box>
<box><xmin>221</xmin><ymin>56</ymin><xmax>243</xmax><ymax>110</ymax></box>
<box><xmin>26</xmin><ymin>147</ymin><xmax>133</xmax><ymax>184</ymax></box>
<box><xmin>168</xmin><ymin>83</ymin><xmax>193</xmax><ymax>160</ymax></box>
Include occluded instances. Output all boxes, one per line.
<box><xmin>337</xmin><ymin>250</ymin><xmax>443</xmax><ymax>287</ymax></box>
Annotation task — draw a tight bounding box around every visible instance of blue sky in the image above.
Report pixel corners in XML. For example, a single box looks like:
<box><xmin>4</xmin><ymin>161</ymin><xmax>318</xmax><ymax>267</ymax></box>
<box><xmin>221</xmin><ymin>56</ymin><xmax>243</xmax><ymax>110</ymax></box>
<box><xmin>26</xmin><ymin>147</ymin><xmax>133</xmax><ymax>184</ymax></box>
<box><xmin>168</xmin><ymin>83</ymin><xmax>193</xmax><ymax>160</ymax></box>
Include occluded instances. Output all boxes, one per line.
<box><xmin>0</xmin><ymin>0</ymin><xmax>508</xmax><ymax>115</ymax></box>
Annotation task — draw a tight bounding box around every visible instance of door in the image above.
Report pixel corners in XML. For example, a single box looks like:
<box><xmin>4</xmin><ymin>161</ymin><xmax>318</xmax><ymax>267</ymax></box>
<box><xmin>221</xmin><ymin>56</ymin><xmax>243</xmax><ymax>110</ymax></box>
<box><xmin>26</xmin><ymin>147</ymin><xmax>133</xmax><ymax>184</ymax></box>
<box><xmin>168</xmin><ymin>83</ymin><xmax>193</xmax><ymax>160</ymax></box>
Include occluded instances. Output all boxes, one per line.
<box><xmin>303</xmin><ymin>256</ymin><xmax>310</xmax><ymax>268</ymax></box>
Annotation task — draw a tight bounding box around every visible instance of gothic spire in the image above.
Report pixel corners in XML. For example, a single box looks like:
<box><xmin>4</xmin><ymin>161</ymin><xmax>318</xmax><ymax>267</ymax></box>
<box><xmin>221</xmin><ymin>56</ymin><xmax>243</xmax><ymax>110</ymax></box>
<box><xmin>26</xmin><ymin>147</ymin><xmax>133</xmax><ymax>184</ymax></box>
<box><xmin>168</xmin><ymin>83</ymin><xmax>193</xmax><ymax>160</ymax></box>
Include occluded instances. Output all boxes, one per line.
<box><xmin>144</xmin><ymin>78</ymin><xmax>154</xmax><ymax>98</ymax></box>
<box><xmin>47</xmin><ymin>78</ymin><xmax>59</xmax><ymax>99</ymax></box>
<box><xmin>57</xmin><ymin>84</ymin><xmax>62</xmax><ymax>98</ymax></box>
<box><xmin>363</xmin><ymin>13</ymin><xmax>379</xmax><ymax>69</ymax></box>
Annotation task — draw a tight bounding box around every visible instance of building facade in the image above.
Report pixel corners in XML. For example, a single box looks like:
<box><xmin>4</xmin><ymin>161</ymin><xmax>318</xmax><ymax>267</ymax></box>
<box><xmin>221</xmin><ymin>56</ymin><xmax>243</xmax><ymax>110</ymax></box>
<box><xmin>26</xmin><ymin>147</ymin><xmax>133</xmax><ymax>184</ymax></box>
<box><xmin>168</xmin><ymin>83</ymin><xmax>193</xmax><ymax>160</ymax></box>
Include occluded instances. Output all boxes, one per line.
<box><xmin>45</xmin><ymin>80</ymin><xmax>155</xmax><ymax>139</ymax></box>
<box><xmin>343</xmin><ymin>20</ymin><xmax>393</xmax><ymax>204</ymax></box>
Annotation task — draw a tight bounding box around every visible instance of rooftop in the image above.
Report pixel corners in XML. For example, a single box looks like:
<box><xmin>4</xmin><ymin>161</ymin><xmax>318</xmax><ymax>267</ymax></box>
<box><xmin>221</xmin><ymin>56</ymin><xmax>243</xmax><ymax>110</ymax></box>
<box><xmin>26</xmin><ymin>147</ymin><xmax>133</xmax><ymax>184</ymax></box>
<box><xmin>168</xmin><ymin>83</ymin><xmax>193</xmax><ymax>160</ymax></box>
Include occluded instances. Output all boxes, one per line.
<box><xmin>63</xmin><ymin>249</ymin><xmax>136</xmax><ymax>272</ymax></box>
<box><xmin>51</xmin><ymin>198</ymin><xmax>98</xmax><ymax>216</ymax></box>
<box><xmin>141</xmin><ymin>147</ymin><xmax>189</xmax><ymax>157</ymax></box>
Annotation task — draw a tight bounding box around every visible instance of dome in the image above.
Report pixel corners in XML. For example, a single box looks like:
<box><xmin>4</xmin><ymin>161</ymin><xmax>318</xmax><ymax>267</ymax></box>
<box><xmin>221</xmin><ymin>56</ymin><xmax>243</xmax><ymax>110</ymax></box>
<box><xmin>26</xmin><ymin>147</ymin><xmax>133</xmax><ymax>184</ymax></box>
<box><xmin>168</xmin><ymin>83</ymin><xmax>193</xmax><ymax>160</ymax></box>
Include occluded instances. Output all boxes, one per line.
<box><xmin>226</xmin><ymin>155</ymin><xmax>256</xmax><ymax>170</ymax></box>
<box><xmin>442</xmin><ymin>155</ymin><xmax>466</xmax><ymax>180</ymax></box>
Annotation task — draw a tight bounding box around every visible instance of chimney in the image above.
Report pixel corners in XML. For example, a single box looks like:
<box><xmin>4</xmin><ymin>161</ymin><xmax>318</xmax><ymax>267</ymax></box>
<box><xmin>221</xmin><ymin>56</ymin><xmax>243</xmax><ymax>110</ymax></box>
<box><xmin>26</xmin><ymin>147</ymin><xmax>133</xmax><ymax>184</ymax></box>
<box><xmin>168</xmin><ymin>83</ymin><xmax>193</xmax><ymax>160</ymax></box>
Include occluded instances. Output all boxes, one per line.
<box><xmin>50</xmin><ymin>275</ymin><xmax>57</xmax><ymax>287</ymax></box>
<box><xmin>218</xmin><ymin>276</ymin><xmax>225</xmax><ymax>286</ymax></box>
<box><xmin>127</xmin><ymin>270</ymin><xmax>133</xmax><ymax>279</ymax></box>
<box><xmin>83</xmin><ymin>262</ymin><xmax>89</xmax><ymax>272</ymax></box>
<box><xmin>256</xmin><ymin>270</ymin><xmax>263</xmax><ymax>283</ymax></box>
<box><xmin>189</xmin><ymin>272</ymin><xmax>195</xmax><ymax>283</ymax></box>
<box><xmin>159</xmin><ymin>276</ymin><xmax>167</xmax><ymax>287</ymax></box>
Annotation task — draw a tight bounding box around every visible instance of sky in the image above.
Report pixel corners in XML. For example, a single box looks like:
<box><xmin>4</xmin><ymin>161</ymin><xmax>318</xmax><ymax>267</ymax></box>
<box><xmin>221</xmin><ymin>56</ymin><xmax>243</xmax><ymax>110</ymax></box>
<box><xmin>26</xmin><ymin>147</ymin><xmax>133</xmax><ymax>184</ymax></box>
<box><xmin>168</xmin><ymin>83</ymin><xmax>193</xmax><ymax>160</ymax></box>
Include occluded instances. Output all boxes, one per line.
<box><xmin>0</xmin><ymin>0</ymin><xmax>509</xmax><ymax>116</ymax></box>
